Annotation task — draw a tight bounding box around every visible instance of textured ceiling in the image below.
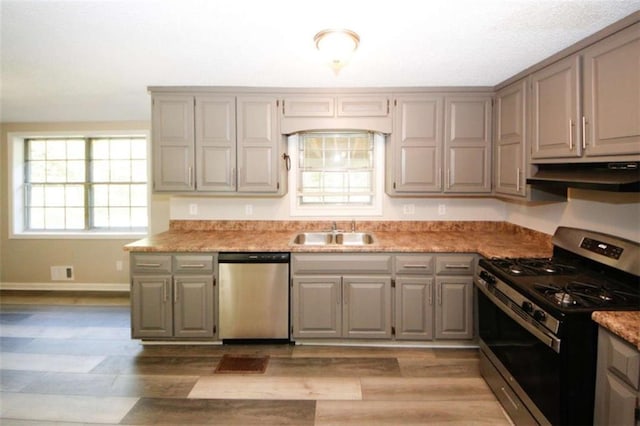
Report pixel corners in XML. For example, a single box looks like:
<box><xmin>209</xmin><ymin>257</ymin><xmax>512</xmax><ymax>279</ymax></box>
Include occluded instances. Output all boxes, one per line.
<box><xmin>1</xmin><ymin>0</ymin><xmax>639</xmax><ymax>122</ymax></box>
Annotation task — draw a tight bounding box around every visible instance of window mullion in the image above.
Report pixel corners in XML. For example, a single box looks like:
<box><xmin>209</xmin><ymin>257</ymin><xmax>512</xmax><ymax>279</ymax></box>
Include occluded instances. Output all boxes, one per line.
<box><xmin>84</xmin><ymin>138</ymin><xmax>92</xmax><ymax>230</ymax></box>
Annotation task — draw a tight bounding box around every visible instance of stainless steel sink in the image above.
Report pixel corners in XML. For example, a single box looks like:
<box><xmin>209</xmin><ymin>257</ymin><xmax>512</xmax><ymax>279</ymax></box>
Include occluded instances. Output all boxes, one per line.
<box><xmin>335</xmin><ymin>232</ymin><xmax>375</xmax><ymax>245</ymax></box>
<box><xmin>291</xmin><ymin>232</ymin><xmax>334</xmax><ymax>245</ymax></box>
<box><xmin>291</xmin><ymin>232</ymin><xmax>375</xmax><ymax>246</ymax></box>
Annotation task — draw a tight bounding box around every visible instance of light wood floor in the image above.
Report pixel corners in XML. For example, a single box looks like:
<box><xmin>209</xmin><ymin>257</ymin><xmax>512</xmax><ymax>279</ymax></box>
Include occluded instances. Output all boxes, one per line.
<box><xmin>0</xmin><ymin>292</ymin><xmax>512</xmax><ymax>425</ymax></box>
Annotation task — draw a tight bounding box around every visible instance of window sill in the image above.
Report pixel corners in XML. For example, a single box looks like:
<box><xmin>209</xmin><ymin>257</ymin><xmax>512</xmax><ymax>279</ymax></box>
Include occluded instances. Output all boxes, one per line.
<box><xmin>10</xmin><ymin>231</ymin><xmax>147</xmax><ymax>240</ymax></box>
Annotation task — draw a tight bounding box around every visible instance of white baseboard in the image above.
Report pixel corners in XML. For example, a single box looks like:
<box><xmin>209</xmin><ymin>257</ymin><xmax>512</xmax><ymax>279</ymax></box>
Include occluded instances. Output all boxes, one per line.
<box><xmin>0</xmin><ymin>282</ymin><xmax>130</xmax><ymax>292</ymax></box>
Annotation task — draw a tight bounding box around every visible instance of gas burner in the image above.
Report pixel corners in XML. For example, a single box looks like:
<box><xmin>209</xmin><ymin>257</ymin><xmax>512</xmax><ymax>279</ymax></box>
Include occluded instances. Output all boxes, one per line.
<box><xmin>533</xmin><ymin>280</ymin><xmax>640</xmax><ymax>308</ymax></box>
<box><xmin>490</xmin><ymin>258</ymin><xmax>578</xmax><ymax>276</ymax></box>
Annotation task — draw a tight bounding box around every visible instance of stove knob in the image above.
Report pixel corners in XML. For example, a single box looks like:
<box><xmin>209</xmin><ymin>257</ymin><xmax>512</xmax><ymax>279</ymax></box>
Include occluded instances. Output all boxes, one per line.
<box><xmin>479</xmin><ymin>271</ymin><xmax>496</xmax><ymax>285</ymax></box>
<box><xmin>521</xmin><ymin>301</ymin><xmax>533</xmax><ymax>313</ymax></box>
<box><xmin>533</xmin><ymin>310</ymin><xmax>546</xmax><ymax>322</ymax></box>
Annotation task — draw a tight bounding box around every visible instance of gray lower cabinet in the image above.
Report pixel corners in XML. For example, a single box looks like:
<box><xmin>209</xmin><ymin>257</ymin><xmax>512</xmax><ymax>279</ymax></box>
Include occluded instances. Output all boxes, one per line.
<box><xmin>434</xmin><ymin>255</ymin><xmax>475</xmax><ymax>340</ymax></box>
<box><xmin>594</xmin><ymin>326</ymin><xmax>640</xmax><ymax>425</ymax></box>
<box><xmin>394</xmin><ymin>254</ymin><xmax>435</xmax><ymax>340</ymax></box>
<box><xmin>130</xmin><ymin>253</ymin><xmax>216</xmax><ymax>339</ymax></box>
<box><xmin>291</xmin><ymin>253</ymin><xmax>393</xmax><ymax>339</ymax></box>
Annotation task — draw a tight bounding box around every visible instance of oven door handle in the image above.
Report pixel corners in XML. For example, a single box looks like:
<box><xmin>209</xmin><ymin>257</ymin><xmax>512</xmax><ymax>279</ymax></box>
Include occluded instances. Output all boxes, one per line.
<box><xmin>475</xmin><ymin>279</ymin><xmax>561</xmax><ymax>353</ymax></box>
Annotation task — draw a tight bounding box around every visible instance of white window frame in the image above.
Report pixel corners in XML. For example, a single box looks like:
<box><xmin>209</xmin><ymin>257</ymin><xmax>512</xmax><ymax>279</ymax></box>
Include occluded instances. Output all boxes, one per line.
<box><xmin>8</xmin><ymin>130</ymin><xmax>151</xmax><ymax>239</ymax></box>
<box><xmin>288</xmin><ymin>132</ymin><xmax>385</xmax><ymax>217</ymax></box>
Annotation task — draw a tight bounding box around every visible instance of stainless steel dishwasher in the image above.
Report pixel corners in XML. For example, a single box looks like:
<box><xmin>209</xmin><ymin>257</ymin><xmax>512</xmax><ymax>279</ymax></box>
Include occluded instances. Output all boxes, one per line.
<box><xmin>218</xmin><ymin>252</ymin><xmax>290</xmax><ymax>341</ymax></box>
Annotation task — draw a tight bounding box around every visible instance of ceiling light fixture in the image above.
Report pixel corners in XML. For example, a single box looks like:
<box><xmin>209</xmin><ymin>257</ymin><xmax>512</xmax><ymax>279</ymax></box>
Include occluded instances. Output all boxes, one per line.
<box><xmin>314</xmin><ymin>28</ymin><xmax>360</xmax><ymax>75</ymax></box>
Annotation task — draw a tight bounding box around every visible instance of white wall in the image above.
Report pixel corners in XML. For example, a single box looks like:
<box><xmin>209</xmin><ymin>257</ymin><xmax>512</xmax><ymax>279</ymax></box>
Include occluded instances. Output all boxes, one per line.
<box><xmin>505</xmin><ymin>189</ymin><xmax>640</xmax><ymax>242</ymax></box>
<box><xmin>168</xmin><ymin>188</ymin><xmax>640</xmax><ymax>243</ymax></box>
<box><xmin>169</xmin><ymin>194</ymin><xmax>507</xmax><ymax>223</ymax></box>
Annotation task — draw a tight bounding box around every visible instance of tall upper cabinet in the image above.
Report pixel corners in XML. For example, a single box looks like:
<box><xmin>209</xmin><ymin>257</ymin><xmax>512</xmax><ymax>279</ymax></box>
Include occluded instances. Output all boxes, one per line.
<box><xmin>530</xmin><ymin>22</ymin><xmax>640</xmax><ymax>162</ymax></box>
<box><xmin>151</xmin><ymin>90</ymin><xmax>286</xmax><ymax>195</ymax></box>
<box><xmin>494</xmin><ymin>79</ymin><xmax>527</xmax><ymax>196</ymax></box>
<box><xmin>387</xmin><ymin>93</ymin><xmax>492</xmax><ymax>195</ymax></box>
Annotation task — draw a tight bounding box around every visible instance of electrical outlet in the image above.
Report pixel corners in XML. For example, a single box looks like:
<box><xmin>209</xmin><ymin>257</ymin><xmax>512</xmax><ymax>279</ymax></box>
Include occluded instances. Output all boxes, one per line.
<box><xmin>438</xmin><ymin>204</ymin><xmax>446</xmax><ymax>216</ymax></box>
<box><xmin>245</xmin><ymin>204</ymin><xmax>253</xmax><ymax>216</ymax></box>
<box><xmin>51</xmin><ymin>266</ymin><xmax>74</xmax><ymax>281</ymax></box>
<box><xmin>189</xmin><ymin>203</ymin><xmax>198</xmax><ymax>215</ymax></box>
<box><xmin>402</xmin><ymin>204</ymin><xmax>415</xmax><ymax>215</ymax></box>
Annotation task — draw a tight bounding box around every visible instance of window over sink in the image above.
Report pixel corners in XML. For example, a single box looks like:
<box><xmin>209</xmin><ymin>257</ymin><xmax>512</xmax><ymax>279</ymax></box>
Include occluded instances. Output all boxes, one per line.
<box><xmin>288</xmin><ymin>131</ymin><xmax>384</xmax><ymax>217</ymax></box>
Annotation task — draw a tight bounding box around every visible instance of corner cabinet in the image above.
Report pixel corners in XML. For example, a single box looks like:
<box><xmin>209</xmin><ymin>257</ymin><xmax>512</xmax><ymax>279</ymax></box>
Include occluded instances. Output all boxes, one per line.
<box><xmin>130</xmin><ymin>253</ymin><xmax>216</xmax><ymax>340</ymax></box>
<box><xmin>594</xmin><ymin>326</ymin><xmax>640</xmax><ymax>425</ymax></box>
<box><xmin>494</xmin><ymin>79</ymin><xmax>527</xmax><ymax>196</ymax></box>
<box><xmin>387</xmin><ymin>93</ymin><xmax>492</xmax><ymax>196</ymax></box>
<box><xmin>151</xmin><ymin>91</ymin><xmax>286</xmax><ymax>195</ymax></box>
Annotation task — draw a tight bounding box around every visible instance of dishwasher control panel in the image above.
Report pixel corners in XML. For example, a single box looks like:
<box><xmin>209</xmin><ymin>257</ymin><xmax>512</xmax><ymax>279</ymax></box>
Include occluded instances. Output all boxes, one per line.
<box><xmin>218</xmin><ymin>252</ymin><xmax>290</xmax><ymax>263</ymax></box>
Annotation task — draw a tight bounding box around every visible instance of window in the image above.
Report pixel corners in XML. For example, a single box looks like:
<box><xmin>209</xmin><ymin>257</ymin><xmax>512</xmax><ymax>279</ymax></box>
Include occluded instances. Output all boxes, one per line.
<box><xmin>290</xmin><ymin>131</ymin><xmax>384</xmax><ymax>216</ymax></box>
<box><xmin>15</xmin><ymin>135</ymin><xmax>148</xmax><ymax>235</ymax></box>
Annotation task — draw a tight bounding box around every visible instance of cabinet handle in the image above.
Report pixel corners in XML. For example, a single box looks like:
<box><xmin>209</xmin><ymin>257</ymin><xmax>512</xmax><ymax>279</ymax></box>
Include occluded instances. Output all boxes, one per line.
<box><xmin>500</xmin><ymin>386</ymin><xmax>520</xmax><ymax>410</ymax></box>
<box><xmin>516</xmin><ymin>168</ymin><xmax>521</xmax><ymax>192</ymax></box>
<box><xmin>581</xmin><ymin>116</ymin><xmax>587</xmax><ymax>150</ymax></box>
<box><xmin>136</xmin><ymin>263</ymin><xmax>161</xmax><ymax>268</ymax></box>
<box><xmin>404</xmin><ymin>264</ymin><xmax>428</xmax><ymax>269</ymax></box>
<box><xmin>437</xmin><ymin>284</ymin><xmax>442</xmax><ymax>306</ymax></box>
<box><xmin>343</xmin><ymin>283</ymin><xmax>348</xmax><ymax>305</ymax></box>
<box><xmin>179</xmin><ymin>264</ymin><xmax>206</xmax><ymax>269</ymax></box>
<box><xmin>163</xmin><ymin>279</ymin><xmax>168</xmax><ymax>302</ymax></box>
<box><xmin>173</xmin><ymin>278</ymin><xmax>178</xmax><ymax>303</ymax></box>
<box><xmin>444</xmin><ymin>264</ymin><xmax>470</xmax><ymax>270</ymax></box>
<box><xmin>568</xmin><ymin>119</ymin><xmax>574</xmax><ymax>150</ymax></box>
<box><xmin>427</xmin><ymin>282</ymin><xmax>432</xmax><ymax>305</ymax></box>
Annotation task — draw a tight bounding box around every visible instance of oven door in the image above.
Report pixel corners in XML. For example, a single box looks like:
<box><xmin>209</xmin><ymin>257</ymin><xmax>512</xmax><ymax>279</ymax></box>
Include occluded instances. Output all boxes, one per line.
<box><xmin>477</xmin><ymin>286</ymin><xmax>561</xmax><ymax>424</ymax></box>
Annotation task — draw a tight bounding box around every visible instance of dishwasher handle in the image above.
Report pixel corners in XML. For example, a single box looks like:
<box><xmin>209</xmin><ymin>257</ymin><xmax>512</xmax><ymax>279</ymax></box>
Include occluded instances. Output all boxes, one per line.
<box><xmin>218</xmin><ymin>252</ymin><xmax>290</xmax><ymax>263</ymax></box>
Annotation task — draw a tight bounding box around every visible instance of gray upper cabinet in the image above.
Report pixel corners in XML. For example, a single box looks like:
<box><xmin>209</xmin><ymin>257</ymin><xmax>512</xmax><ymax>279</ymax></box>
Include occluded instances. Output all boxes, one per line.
<box><xmin>444</xmin><ymin>95</ymin><xmax>492</xmax><ymax>193</ymax></box>
<box><xmin>387</xmin><ymin>93</ymin><xmax>492</xmax><ymax>196</ymax></box>
<box><xmin>280</xmin><ymin>94</ymin><xmax>393</xmax><ymax>134</ymax></box>
<box><xmin>582</xmin><ymin>22</ymin><xmax>640</xmax><ymax>158</ymax></box>
<box><xmin>494</xmin><ymin>79</ymin><xmax>527</xmax><ymax>197</ymax></box>
<box><xmin>152</xmin><ymin>95</ymin><xmax>196</xmax><ymax>191</ymax></box>
<box><xmin>388</xmin><ymin>95</ymin><xmax>443</xmax><ymax>194</ymax></box>
<box><xmin>530</xmin><ymin>55</ymin><xmax>581</xmax><ymax>159</ymax></box>
<box><xmin>236</xmin><ymin>96</ymin><xmax>280</xmax><ymax>192</ymax></box>
<box><xmin>151</xmin><ymin>90</ymin><xmax>285</xmax><ymax>194</ymax></box>
<box><xmin>195</xmin><ymin>96</ymin><xmax>236</xmax><ymax>192</ymax></box>
<box><xmin>530</xmin><ymin>22</ymin><xmax>640</xmax><ymax>162</ymax></box>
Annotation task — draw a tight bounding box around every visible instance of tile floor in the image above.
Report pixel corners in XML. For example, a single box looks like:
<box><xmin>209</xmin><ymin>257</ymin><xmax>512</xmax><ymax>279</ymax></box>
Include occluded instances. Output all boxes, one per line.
<box><xmin>0</xmin><ymin>292</ymin><xmax>512</xmax><ymax>425</ymax></box>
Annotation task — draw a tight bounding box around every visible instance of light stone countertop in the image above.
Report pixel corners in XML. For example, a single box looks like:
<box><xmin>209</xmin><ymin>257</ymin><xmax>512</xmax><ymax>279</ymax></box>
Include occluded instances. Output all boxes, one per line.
<box><xmin>592</xmin><ymin>311</ymin><xmax>640</xmax><ymax>350</ymax></box>
<box><xmin>124</xmin><ymin>220</ymin><xmax>554</xmax><ymax>259</ymax></box>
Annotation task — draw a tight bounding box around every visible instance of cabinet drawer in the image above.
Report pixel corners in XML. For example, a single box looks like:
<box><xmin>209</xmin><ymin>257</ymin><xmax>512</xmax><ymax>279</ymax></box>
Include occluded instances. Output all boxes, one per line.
<box><xmin>604</xmin><ymin>331</ymin><xmax>640</xmax><ymax>389</ymax></box>
<box><xmin>174</xmin><ymin>255</ymin><xmax>214</xmax><ymax>274</ymax></box>
<box><xmin>436</xmin><ymin>255</ymin><xmax>475</xmax><ymax>275</ymax></box>
<box><xmin>131</xmin><ymin>254</ymin><xmax>172</xmax><ymax>274</ymax></box>
<box><xmin>292</xmin><ymin>254</ymin><xmax>392</xmax><ymax>275</ymax></box>
<box><xmin>395</xmin><ymin>255</ymin><xmax>435</xmax><ymax>274</ymax></box>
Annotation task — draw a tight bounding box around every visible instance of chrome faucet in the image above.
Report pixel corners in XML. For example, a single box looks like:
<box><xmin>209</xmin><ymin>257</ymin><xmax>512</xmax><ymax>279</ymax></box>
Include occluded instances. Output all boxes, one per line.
<box><xmin>331</xmin><ymin>221</ymin><xmax>337</xmax><ymax>232</ymax></box>
<box><xmin>351</xmin><ymin>219</ymin><xmax>356</xmax><ymax>232</ymax></box>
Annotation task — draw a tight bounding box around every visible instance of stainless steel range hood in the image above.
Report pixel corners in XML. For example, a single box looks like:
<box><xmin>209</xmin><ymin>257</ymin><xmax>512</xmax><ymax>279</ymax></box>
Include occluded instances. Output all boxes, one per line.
<box><xmin>527</xmin><ymin>162</ymin><xmax>640</xmax><ymax>192</ymax></box>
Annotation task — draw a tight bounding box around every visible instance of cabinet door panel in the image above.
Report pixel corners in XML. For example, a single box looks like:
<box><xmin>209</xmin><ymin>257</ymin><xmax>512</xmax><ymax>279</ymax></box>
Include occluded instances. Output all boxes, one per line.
<box><xmin>495</xmin><ymin>80</ymin><xmax>527</xmax><ymax>196</ymax></box>
<box><xmin>174</xmin><ymin>276</ymin><xmax>214</xmax><ymax>338</ymax></box>
<box><xmin>583</xmin><ymin>23</ymin><xmax>640</xmax><ymax>157</ymax></box>
<box><xmin>337</xmin><ymin>96</ymin><xmax>389</xmax><ymax>117</ymax></box>
<box><xmin>237</xmin><ymin>96</ymin><xmax>279</xmax><ymax>192</ymax></box>
<box><xmin>196</xmin><ymin>96</ymin><xmax>236</xmax><ymax>191</ymax></box>
<box><xmin>283</xmin><ymin>97</ymin><xmax>335</xmax><ymax>117</ymax></box>
<box><xmin>131</xmin><ymin>276</ymin><xmax>172</xmax><ymax>338</ymax></box>
<box><xmin>396</xmin><ymin>277</ymin><xmax>433</xmax><ymax>340</ymax></box>
<box><xmin>343</xmin><ymin>276</ymin><xmax>392</xmax><ymax>339</ymax></box>
<box><xmin>152</xmin><ymin>95</ymin><xmax>195</xmax><ymax>191</ymax></box>
<box><xmin>292</xmin><ymin>276</ymin><xmax>341</xmax><ymax>338</ymax></box>
<box><xmin>445</xmin><ymin>96</ymin><xmax>491</xmax><ymax>193</ymax></box>
<box><xmin>435</xmin><ymin>277</ymin><xmax>473</xmax><ymax>339</ymax></box>
<box><xmin>392</xmin><ymin>96</ymin><xmax>443</xmax><ymax>192</ymax></box>
<box><xmin>531</xmin><ymin>56</ymin><xmax>581</xmax><ymax>159</ymax></box>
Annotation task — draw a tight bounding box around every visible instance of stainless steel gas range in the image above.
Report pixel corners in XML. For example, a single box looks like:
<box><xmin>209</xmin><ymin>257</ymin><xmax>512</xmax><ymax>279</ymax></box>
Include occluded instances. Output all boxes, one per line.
<box><xmin>474</xmin><ymin>227</ymin><xmax>640</xmax><ymax>426</ymax></box>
